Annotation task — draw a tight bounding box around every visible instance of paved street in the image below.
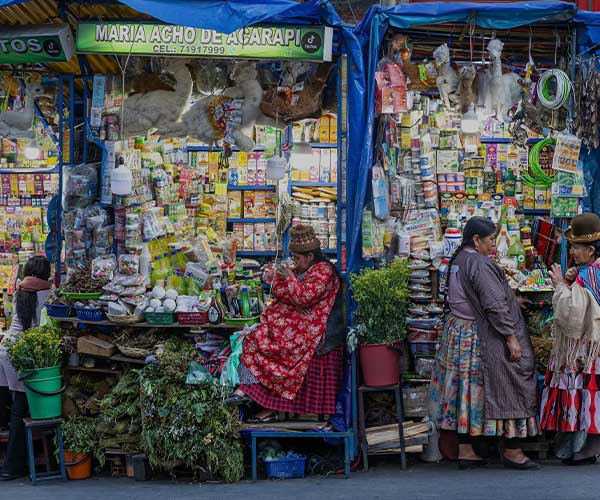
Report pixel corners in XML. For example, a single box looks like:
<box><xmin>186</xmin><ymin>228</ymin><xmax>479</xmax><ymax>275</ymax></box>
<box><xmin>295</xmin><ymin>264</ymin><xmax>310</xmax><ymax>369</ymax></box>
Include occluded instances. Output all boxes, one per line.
<box><xmin>0</xmin><ymin>461</ymin><xmax>597</xmax><ymax>500</ymax></box>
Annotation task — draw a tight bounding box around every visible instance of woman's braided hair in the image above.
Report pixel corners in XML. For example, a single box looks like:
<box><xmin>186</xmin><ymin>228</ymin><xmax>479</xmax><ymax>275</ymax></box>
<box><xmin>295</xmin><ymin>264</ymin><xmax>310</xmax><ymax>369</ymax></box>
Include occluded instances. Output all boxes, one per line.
<box><xmin>443</xmin><ymin>217</ymin><xmax>497</xmax><ymax>308</ymax></box>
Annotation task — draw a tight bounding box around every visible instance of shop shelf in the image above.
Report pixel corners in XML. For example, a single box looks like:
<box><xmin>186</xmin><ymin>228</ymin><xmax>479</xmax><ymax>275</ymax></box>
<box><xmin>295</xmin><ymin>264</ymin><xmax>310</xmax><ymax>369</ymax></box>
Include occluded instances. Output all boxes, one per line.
<box><xmin>236</xmin><ymin>250</ymin><xmax>278</xmax><ymax>257</ymax></box>
<box><xmin>479</xmin><ymin>137</ymin><xmax>544</xmax><ymax>144</ymax></box>
<box><xmin>187</xmin><ymin>145</ymin><xmax>266</xmax><ymax>152</ymax></box>
<box><xmin>523</xmin><ymin>209</ymin><xmax>551</xmax><ymax>216</ymax></box>
<box><xmin>291</xmin><ymin>182</ymin><xmax>337</xmax><ymax>188</ymax></box>
<box><xmin>293</xmin><ymin>142</ymin><xmax>337</xmax><ymax>149</ymax></box>
<box><xmin>227</xmin><ymin>185</ymin><xmax>276</xmax><ymax>191</ymax></box>
<box><xmin>0</xmin><ymin>166</ymin><xmax>60</xmax><ymax>174</ymax></box>
<box><xmin>227</xmin><ymin>218</ymin><xmax>276</xmax><ymax>223</ymax></box>
<box><xmin>322</xmin><ymin>249</ymin><xmax>337</xmax><ymax>255</ymax></box>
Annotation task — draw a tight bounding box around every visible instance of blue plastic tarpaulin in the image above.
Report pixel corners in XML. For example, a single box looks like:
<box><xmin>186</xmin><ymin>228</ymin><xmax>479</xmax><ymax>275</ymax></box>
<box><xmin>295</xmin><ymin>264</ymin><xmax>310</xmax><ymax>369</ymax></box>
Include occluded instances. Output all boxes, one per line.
<box><xmin>347</xmin><ymin>1</ymin><xmax>578</xmax><ymax>274</ymax></box>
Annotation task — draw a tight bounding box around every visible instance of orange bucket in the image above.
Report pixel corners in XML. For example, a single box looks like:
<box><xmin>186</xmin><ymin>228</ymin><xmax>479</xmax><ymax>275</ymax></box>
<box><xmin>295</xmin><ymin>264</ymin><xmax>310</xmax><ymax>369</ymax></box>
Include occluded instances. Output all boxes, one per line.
<box><xmin>64</xmin><ymin>451</ymin><xmax>93</xmax><ymax>480</ymax></box>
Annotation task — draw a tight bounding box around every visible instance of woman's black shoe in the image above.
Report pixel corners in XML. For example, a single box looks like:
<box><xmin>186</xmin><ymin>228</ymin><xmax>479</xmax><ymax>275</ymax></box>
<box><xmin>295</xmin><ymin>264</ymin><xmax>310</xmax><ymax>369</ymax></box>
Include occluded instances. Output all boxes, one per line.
<box><xmin>224</xmin><ymin>394</ymin><xmax>252</xmax><ymax>406</ymax></box>
<box><xmin>458</xmin><ymin>458</ymin><xmax>487</xmax><ymax>470</ymax></box>
<box><xmin>562</xmin><ymin>456</ymin><xmax>598</xmax><ymax>466</ymax></box>
<box><xmin>503</xmin><ymin>458</ymin><xmax>540</xmax><ymax>470</ymax></box>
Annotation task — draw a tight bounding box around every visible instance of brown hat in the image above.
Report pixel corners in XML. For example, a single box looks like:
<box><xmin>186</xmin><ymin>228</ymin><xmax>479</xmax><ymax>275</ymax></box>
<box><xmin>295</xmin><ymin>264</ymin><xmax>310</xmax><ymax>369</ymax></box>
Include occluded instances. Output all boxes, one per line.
<box><xmin>564</xmin><ymin>213</ymin><xmax>600</xmax><ymax>243</ymax></box>
<box><xmin>289</xmin><ymin>224</ymin><xmax>321</xmax><ymax>253</ymax></box>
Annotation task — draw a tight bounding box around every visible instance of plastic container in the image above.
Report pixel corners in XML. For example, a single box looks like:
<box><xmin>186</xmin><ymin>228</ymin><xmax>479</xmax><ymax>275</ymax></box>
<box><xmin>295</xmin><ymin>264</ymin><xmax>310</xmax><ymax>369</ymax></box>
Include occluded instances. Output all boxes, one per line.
<box><xmin>359</xmin><ymin>343</ymin><xmax>401</xmax><ymax>387</ymax></box>
<box><xmin>175</xmin><ymin>311</ymin><xmax>208</xmax><ymax>325</ymax></box>
<box><xmin>21</xmin><ymin>366</ymin><xmax>63</xmax><ymax>419</ymax></box>
<box><xmin>144</xmin><ymin>311</ymin><xmax>175</xmax><ymax>325</ymax></box>
<box><xmin>64</xmin><ymin>451</ymin><xmax>93</xmax><ymax>480</ymax></box>
<box><xmin>263</xmin><ymin>455</ymin><xmax>306</xmax><ymax>479</ymax></box>
<box><xmin>74</xmin><ymin>307</ymin><xmax>107</xmax><ymax>322</ymax></box>
<box><xmin>45</xmin><ymin>303</ymin><xmax>72</xmax><ymax>318</ymax></box>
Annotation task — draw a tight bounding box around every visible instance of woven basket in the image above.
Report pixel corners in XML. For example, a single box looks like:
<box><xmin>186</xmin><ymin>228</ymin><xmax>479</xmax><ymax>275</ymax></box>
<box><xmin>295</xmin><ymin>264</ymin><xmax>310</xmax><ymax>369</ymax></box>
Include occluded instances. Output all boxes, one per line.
<box><xmin>107</xmin><ymin>313</ymin><xmax>143</xmax><ymax>325</ymax></box>
<box><xmin>115</xmin><ymin>344</ymin><xmax>152</xmax><ymax>359</ymax></box>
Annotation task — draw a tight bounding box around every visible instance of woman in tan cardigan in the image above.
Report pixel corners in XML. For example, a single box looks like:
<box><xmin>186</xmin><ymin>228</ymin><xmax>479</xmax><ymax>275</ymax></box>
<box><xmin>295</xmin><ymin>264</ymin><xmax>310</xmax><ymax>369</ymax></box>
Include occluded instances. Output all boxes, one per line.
<box><xmin>543</xmin><ymin>213</ymin><xmax>600</xmax><ymax>465</ymax></box>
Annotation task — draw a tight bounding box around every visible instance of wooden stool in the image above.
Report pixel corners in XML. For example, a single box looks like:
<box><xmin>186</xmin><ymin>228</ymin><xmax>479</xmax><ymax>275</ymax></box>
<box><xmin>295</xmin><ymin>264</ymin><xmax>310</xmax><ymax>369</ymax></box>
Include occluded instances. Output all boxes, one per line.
<box><xmin>358</xmin><ymin>384</ymin><xmax>407</xmax><ymax>471</ymax></box>
<box><xmin>24</xmin><ymin>418</ymin><xmax>67</xmax><ymax>484</ymax></box>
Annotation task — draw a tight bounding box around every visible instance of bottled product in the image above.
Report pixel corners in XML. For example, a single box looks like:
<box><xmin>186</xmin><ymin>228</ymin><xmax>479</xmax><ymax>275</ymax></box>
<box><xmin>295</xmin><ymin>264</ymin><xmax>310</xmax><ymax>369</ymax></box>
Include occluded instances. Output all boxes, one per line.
<box><xmin>208</xmin><ymin>290</ymin><xmax>222</xmax><ymax>324</ymax></box>
<box><xmin>508</xmin><ymin>235</ymin><xmax>526</xmax><ymax>270</ymax></box>
<box><xmin>496</xmin><ymin>230</ymin><xmax>510</xmax><ymax>259</ymax></box>
<box><xmin>443</xmin><ymin>227</ymin><xmax>462</xmax><ymax>258</ymax></box>
<box><xmin>171</xmin><ymin>270</ymin><xmax>185</xmax><ymax>295</ymax></box>
<box><xmin>240</xmin><ymin>286</ymin><xmax>251</xmax><ymax>317</ymax></box>
<box><xmin>140</xmin><ymin>239</ymin><xmax>151</xmax><ymax>287</ymax></box>
<box><xmin>151</xmin><ymin>256</ymin><xmax>165</xmax><ymax>288</ymax></box>
<box><xmin>525</xmin><ymin>246</ymin><xmax>535</xmax><ymax>269</ymax></box>
<box><xmin>520</xmin><ymin>225</ymin><xmax>532</xmax><ymax>247</ymax></box>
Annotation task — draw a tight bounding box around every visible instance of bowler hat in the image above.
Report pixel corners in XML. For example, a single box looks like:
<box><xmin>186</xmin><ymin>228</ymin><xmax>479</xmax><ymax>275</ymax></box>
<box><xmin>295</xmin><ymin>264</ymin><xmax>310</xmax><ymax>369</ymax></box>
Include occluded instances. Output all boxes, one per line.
<box><xmin>564</xmin><ymin>213</ymin><xmax>600</xmax><ymax>243</ymax></box>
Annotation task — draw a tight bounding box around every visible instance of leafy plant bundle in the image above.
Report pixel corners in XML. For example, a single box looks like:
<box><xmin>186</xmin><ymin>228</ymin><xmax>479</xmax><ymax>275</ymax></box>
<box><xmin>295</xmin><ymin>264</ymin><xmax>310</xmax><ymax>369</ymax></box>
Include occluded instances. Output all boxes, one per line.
<box><xmin>5</xmin><ymin>324</ymin><xmax>63</xmax><ymax>373</ymax></box>
<box><xmin>350</xmin><ymin>258</ymin><xmax>410</xmax><ymax>344</ymax></box>
<box><xmin>139</xmin><ymin>338</ymin><xmax>243</xmax><ymax>483</ymax></box>
<box><xmin>95</xmin><ymin>370</ymin><xmax>142</xmax><ymax>465</ymax></box>
<box><xmin>62</xmin><ymin>416</ymin><xmax>98</xmax><ymax>455</ymax></box>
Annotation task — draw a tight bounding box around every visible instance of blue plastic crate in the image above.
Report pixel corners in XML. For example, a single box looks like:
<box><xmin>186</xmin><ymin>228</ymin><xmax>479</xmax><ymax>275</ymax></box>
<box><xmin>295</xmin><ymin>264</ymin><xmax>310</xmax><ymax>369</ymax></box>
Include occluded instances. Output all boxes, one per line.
<box><xmin>263</xmin><ymin>455</ymin><xmax>306</xmax><ymax>479</ymax></box>
<box><xmin>45</xmin><ymin>303</ymin><xmax>72</xmax><ymax>318</ymax></box>
<box><xmin>74</xmin><ymin>307</ymin><xmax>106</xmax><ymax>322</ymax></box>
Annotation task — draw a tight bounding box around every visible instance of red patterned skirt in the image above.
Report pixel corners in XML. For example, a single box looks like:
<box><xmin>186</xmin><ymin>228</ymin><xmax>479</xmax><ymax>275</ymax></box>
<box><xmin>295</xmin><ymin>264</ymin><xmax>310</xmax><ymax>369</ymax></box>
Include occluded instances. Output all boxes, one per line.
<box><xmin>541</xmin><ymin>358</ymin><xmax>600</xmax><ymax>434</ymax></box>
<box><xmin>239</xmin><ymin>346</ymin><xmax>343</xmax><ymax>414</ymax></box>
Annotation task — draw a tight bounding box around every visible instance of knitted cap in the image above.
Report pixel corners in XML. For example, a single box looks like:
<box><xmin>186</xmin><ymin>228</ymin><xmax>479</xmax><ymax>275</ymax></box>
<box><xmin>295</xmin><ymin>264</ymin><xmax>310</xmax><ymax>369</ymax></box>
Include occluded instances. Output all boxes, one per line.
<box><xmin>289</xmin><ymin>224</ymin><xmax>321</xmax><ymax>253</ymax></box>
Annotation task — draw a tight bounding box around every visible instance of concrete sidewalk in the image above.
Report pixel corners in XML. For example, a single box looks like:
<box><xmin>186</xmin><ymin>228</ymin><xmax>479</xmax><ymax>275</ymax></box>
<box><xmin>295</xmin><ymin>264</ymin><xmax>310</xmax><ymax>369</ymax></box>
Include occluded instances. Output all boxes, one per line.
<box><xmin>0</xmin><ymin>461</ymin><xmax>596</xmax><ymax>500</ymax></box>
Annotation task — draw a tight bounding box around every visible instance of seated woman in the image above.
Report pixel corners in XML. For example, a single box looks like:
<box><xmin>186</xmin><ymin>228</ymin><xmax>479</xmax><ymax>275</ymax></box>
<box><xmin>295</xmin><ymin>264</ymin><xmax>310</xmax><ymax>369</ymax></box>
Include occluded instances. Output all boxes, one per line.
<box><xmin>227</xmin><ymin>224</ymin><xmax>344</xmax><ymax>423</ymax></box>
<box><xmin>0</xmin><ymin>255</ymin><xmax>51</xmax><ymax>480</ymax></box>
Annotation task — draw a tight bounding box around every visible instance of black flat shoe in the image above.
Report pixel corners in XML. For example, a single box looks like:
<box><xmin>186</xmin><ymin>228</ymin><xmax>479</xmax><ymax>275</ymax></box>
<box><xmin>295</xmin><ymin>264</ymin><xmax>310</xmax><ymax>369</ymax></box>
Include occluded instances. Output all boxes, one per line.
<box><xmin>458</xmin><ymin>459</ymin><xmax>487</xmax><ymax>470</ymax></box>
<box><xmin>224</xmin><ymin>394</ymin><xmax>252</xmax><ymax>406</ymax></box>
<box><xmin>0</xmin><ymin>473</ymin><xmax>24</xmax><ymax>481</ymax></box>
<box><xmin>503</xmin><ymin>458</ymin><xmax>540</xmax><ymax>470</ymax></box>
<box><xmin>562</xmin><ymin>456</ymin><xmax>598</xmax><ymax>466</ymax></box>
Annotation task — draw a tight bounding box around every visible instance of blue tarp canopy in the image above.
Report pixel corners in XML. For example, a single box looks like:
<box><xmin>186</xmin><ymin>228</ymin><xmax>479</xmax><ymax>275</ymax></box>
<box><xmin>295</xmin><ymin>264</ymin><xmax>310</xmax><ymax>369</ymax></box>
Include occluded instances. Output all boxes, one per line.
<box><xmin>347</xmin><ymin>1</ymin><xmax>578</xmax><ymax>273</ymax></box>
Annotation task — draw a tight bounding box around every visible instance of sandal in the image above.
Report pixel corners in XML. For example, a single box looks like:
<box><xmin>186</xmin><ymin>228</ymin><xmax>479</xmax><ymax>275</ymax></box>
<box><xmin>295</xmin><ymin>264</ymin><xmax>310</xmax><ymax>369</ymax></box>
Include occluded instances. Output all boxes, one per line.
<box><xmin>224</xmin><ymin>394</ymin><xmax>252</xmax><ymax>406</ymax></box>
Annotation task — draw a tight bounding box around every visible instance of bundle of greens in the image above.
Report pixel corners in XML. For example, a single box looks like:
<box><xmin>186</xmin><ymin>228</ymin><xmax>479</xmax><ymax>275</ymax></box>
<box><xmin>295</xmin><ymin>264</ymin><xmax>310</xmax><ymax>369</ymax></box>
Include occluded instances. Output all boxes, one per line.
<box><xmin>139</xmin><ymin>338</ymin><xmax>243</xmax><ymax>482</ymax></box>
<box><xmin>62</xmin><ymin>415</ymin><xmax>98</xmax><ymax>455</ymax></box>
<box><xmin>5</xmin><ymin>324</ymin><xmax>63</xmax><ymax>372</ymax></box>
<box><xmin>95</xmin><ymin>370</ymin><xmax>142</xmax><ymax>465</ymax></box>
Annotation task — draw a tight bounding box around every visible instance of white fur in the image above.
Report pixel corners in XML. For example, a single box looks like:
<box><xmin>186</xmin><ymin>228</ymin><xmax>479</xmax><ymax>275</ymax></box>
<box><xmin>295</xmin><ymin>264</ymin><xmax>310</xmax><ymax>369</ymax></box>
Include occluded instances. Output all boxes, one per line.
<box><xmin>487</xmin><ymin>38</ymin><xmax>522</xmax><ymax>121</ymax></box>
<box><xmin>158</xmin><ymin>61</ymin><xmax>265</xmax><ymax>152</ymax></box>
<box><xmin>122</xmin><ymin>59</ymin><xmax>193</xmax><ymax>136</ymax></box>
<box><xmin>433</xmin><ymin>44</ymin><xmax>460</xmax><ymax>109</ymax></box>
<box><xmin>0</xmin><ymin>82</ymin><xmax>45</xmax><ymax>139</ymax></box>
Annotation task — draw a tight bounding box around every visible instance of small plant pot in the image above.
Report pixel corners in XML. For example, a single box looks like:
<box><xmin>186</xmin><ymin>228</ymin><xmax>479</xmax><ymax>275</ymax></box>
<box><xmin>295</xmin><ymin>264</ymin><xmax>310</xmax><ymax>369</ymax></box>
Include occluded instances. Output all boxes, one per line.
<box><xmin>359</xmin><ymin>343</ymin><xmax>401</xmax><ymax>387</ymax></box>
<box><xmin>64</xmin><ymin>450</ymin><xmax>93</xmax><ymax>480</ymax></box>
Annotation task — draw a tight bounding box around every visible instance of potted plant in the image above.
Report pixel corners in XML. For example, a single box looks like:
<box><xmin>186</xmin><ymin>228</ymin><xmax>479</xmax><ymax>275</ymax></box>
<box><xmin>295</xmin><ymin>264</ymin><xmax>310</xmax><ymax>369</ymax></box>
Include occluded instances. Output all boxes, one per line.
<box><xmin>350</xmin><ymin>258</ymin><xmax>410</xmax><ymax>387</ymax></box>
<box><xmin>61</xmin><ymin>416</ymin><xmax>97</xmax><ymax>480</ymax></box>
<box><xmin>4</xmin><ymin>324</ymin><xmax>65</xmax><ymax>419</ymax></box>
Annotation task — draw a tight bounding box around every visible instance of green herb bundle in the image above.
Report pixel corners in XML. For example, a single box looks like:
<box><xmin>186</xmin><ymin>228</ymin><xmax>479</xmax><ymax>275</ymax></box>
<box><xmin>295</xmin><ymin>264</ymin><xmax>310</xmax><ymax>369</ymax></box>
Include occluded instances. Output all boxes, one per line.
<box><xmin>62</xmin><ymin>416</ymin><xmax>98</xmax><ymax>455</ymax></box>
<box><xmin>5</xmin><ymin>324</ymin><xmax>63</xmax><ymax>373</ymax></box>
<box><xmin>350</xmin><ymin>258</ymin><xmax>410</xmax><ymax>344</ymax></box>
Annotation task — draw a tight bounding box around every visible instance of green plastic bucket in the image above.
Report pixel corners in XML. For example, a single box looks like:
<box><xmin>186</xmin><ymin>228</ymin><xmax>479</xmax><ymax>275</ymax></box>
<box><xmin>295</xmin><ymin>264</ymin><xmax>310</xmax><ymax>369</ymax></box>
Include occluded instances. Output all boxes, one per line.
<box><xmin>21</xmin><ymin>366</ymin><xmax>64</xmax><ymax>419</ymax></box>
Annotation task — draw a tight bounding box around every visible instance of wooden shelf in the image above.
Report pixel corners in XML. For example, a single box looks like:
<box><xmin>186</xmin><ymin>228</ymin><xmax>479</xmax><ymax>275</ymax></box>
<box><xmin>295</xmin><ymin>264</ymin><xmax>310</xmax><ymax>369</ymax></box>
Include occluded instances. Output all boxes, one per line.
<box><xmin>50</xmin><ymin>316</ymin><xmax>241</xmax><ymax>329</ymax></box>
<box><xmin>65</xmin><ymin>366</ymin><xmax>122</xmax><ymax>375</ymax></box>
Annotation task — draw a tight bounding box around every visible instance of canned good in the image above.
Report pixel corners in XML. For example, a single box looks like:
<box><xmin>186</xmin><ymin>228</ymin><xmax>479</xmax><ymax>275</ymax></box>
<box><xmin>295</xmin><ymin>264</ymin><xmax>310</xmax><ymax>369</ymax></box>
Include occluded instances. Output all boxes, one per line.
<box><xmin>311</xmin><ymin>204</ymin><xmax>320</xmax><ymax>218</ymax></box>
<box><xmin>319</xmin><ymin>220</ymin><xmax>328</xmax><ymax>234</ymax></box>
<box><xmin>302</xmin><ymin>204</ymin><xmax>312</xmax><ymax>218</ymax></box>
<box><xmin>326</xmin><ymin>204</ymin><xmax>336</xmax><ymax>218</ymax></box>
<box><xmin>317</xmin><ymin>202</ymin><xmax>327</xmax><ymax>218</ymax></box>
<box><xmin>328</xmin><ymin>220</ymin><xmax>336</xmax><ymax>234</ymax></box>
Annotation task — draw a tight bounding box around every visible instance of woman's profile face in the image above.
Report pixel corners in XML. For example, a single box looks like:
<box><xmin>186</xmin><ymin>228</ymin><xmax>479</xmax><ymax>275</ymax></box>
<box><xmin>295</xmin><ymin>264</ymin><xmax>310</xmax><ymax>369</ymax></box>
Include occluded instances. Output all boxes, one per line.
<box><xmin>570</xmin><ymin>243</ymin><xmax>596</xmax><ymax>265</ymax></box>
<box><xmin>473</xmin><ymin>234</ymin><xmax>496</xmax><ymax>257</ymax></box>
<box><xmin>291</xmin><ymin>252</ymin><xmax>314</xmax><ymax>274</ymax></box>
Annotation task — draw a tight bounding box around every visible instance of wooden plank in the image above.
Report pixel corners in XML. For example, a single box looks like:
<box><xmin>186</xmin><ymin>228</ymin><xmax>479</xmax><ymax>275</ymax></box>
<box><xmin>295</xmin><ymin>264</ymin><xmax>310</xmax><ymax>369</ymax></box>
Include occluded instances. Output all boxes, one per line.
<box><xmin>241</xmin><ymin>421</ymin><xmax>330</xmax><ymax>431</ymax></box>
<box><xmin>369</xmin><ymin>445</ymin><xmax>423</xmax><ymax>455</ymax></box>
<box><xmin>50</xmin><ymin>316</ymin><xmax>239</xmax><ymax>329</ymax></box>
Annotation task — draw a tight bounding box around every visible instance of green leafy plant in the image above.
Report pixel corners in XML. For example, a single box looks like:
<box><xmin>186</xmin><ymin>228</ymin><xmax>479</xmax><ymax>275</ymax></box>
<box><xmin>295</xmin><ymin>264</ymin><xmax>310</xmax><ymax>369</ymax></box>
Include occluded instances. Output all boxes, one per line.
<box><xmin>139</xmin><ymin>338</ymin><xmax>243</xmax><ymax>483</ymax></box>
<box><xmin>4</xmin><ymin>324</ymin><xmax>63</xmax><ymax>373</ymax></box>
<box><xmin>350</xmin><ymin>258</ymin><xmax>410</xmax><ymax>344</ymax></box>
<box><xmin>62</xmin><ymin>416</ymin><xmax>98</xmax><ymax>455</ymax></box>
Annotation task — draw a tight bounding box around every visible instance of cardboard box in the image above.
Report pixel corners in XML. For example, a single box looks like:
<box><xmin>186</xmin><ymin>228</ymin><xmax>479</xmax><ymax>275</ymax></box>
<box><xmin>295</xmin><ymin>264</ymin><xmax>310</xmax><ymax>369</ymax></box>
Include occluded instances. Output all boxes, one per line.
<box><xmin>243</xmin><ymin>224</ymin><xmax>254</xmax><ymax>250</ymax></box>
<box><xmin>436</xmin><ymin>150</ymin><xmax>459</xmax><ymax>174</ymax></box>
<box><xmin>315</xmin><ymin>149</ymin><xmax>329</xmax><ymax>183</ymax></box>
<box><xmin>254</xmin><ymin>192</ymin><xmax>266</xmax><ymax>218</ymax></box>
<box><xmin>77</xmin><ymin>335</ymin><xmax>115</xmax><ymax>358</ymax></box>
<box><xmin>535</xmin><ymin>187</ymin><xmax>551</xmax><ymax>210</ymax></box>
<box><xmin>265</xmin><ymin>192</ymin><xmax>277</xmax><ymax>217</ymax></box>
<box><xmin>522</xmin><ymin>185</ymin><xmax>535</xmax><ymax>209</ymax></box>
<box><xmin>330</xmin><ymin>149</ymin><xmax>338</xmax><ymax>184</ymax></box>
<box><xmin>255</xmin><ymin>152</ymin><xmax>267</xmax><ymax>186</ymax></box>
<box><xmin>243</xmin><ymin>192</ymin><xmax>256</xmax><ymax>218</ymax></box>
<box><xmin>254</xmin><ymin>223</ymin><xmax>265</xmax><ymax>250</ymax></box>
<box><xmin>247</xmin><ymin>153</ymin><xmax>257</xmax><ymax>185</ymax></box>
<box><xmin>319</xmin><ymin>115</ymin><xmax>330</xmax><ymax>143</ymax></box>
<box><xmin>329</xmin><ymin>114</ymin><xmax>337</xmax><ymax>143</ymax></box>
<box><xmin>228</xmin><ymin>191</ymin><xmax>242</xmax><ymax>218</ymax></box>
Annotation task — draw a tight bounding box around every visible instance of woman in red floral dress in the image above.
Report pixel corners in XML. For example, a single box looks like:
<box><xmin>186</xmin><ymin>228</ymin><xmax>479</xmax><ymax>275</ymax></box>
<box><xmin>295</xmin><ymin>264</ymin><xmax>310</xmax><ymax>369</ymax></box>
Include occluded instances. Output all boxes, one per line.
<box><xmin>227</xmin><ymin>225</ymin><xmax>344</xmax><ymax>423</ymax></box>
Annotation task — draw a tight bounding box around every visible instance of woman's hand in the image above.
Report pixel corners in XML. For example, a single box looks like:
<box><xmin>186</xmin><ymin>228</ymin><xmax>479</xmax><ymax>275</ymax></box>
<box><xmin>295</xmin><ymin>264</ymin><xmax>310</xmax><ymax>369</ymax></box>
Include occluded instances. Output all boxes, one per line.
<box><xmin>275</xmin><ymin>264</ymin><xmax>294</xmax><ymax>279</ymax></box>
<box><xmin>516</xmin><ymin>295</ymin><xmax>532</xmax><ymax>310</ymax></box>
<box><xmin>506</xmin><ymin>335</ymin><xmax>522</xmax><ymax>362</ymax></box>
<box><xmin>565</xmin><ymin>266</ymin><xmax>579</xmax><ymax>283</ymax></box>
<box><xmin>549</xmin><ymin>264</ymin><xmax>566</xmax><ymax>287</ymax></box>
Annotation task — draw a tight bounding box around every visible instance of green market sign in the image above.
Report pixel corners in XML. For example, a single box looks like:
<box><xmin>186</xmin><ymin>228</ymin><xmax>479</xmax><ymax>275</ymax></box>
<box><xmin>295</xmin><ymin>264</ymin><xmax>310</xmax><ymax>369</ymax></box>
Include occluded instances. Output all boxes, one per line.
<box><xmin>76</xmin><ymin>22</ymin><xmax>333</xmax><ymax>62</ymax></box>
<box><xmin>0</xmin><ymin>24</ymin><xmax>75</xmax><ymax>64</ymax></box>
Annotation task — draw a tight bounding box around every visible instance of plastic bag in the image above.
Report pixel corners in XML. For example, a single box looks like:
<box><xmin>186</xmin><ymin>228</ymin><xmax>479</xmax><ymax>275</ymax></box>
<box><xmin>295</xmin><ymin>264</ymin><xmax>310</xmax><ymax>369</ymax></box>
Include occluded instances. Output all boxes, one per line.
<box><xmin>92</xmin><ymin>255</ymin><xmax>116</xmax><ymax>281</ymax></box>
<box><xmin>220</xmin><ymin>332</ymin><xmax>245</xmax><ymax>387</ymax></box>
<box><xmin>118</xmin><ymin>254</ymin><xmax>139</xmax><ymax>276</ymax></box>
<box><xmin>62</xmin><ymin>163</ymin><xmax>99</xmax><ymax>211</ymax></box>
<box><xmin>186</xmin><ymin>361</ymin><xmax>216</xmax><ymax>385</ymax></box>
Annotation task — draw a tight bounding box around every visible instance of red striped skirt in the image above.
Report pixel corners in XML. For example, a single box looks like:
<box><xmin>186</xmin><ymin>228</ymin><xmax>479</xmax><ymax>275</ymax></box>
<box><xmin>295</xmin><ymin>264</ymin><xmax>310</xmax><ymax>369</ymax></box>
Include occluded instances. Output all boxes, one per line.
<box><xmin>239</xmin><ymin>346</ymin><xmax>343</xmax><ymax>415</ymax></box>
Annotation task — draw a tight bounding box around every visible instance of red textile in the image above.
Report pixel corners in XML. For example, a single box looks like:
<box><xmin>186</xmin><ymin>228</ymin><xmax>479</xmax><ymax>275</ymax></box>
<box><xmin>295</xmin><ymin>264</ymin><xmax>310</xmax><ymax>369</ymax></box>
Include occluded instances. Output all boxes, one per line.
<box><xmin>241</xmin><ymin>262</ymin><xmax>339</xmax><ymax>399</ymax></box>
<box><xmin>240</xmin><ymin>346</ymin><xmax>344</xmax><ymax>414</ymax></box>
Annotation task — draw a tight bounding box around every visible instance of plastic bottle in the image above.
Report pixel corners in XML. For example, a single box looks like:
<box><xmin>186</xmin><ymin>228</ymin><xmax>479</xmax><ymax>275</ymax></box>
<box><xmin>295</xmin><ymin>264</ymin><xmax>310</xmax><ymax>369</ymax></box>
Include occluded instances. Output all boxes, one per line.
<box><xmin>171</xmin><ymin>270</ymin><xmax>185</xmax><ymax>295</ymax></box>
<box><xmin>496</xmin><ymin>230</ymin><xmax>510</xmax><ymax>259</ymax></box>
<box><xmin>186</xmin><ymin>272</ymin><xmax>201</xmax><ymax>296</ymax></box>
<box><xmin>240</xmin><ymin>286</ymin><xmax>251</xmax><ymax>318</ymax></box>
<box><xmin>508</xmin><ymin>234</ymin><xmax>526</xmax><ymax>270</ymax></box>
<box><xmin>208</xmin><ymin>290</ymin><xmax>222</xmax><ymax>325</ymax></box>
<box><xmin>139</xmin><ymin>239</ymin><xmax>151</xmax><ymax>288</ymax></box>
<box><xmin>151</xmin><ymin>256</ymin><xmax>165</xmax><ymax>288</ymax></box>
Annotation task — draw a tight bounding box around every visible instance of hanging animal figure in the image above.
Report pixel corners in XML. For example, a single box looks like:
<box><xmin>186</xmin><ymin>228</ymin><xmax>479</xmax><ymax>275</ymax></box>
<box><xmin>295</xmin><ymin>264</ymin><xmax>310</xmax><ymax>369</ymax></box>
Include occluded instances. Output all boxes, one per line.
<box><xmin>486</xmin><ymin>38</ymin><xmax>522</xmax><ymax>121</ymax></box>
<box><xmin>122</xmin><ymin>59</ymin><xmax>193</xmax><ymax>137</ymax></box>
<box><xmin>459</xmin><ymin>65</ymin><xmax>478</xmax><ymax>113</ymax></box>
<box><xmin>158</xmin><ymin>61</ymin><xmax>265</xmax><ymax>152</ymax></box>
<box><xmin>0</xmin><ymin>82</ymin><xmax>46</xmax><ymax>139</ymax></box>
<box><xmin>433</xmin><ymin>43</ymin><xmax>460</xmax><ymax>109</ymax></box>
